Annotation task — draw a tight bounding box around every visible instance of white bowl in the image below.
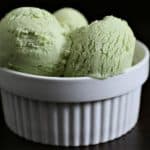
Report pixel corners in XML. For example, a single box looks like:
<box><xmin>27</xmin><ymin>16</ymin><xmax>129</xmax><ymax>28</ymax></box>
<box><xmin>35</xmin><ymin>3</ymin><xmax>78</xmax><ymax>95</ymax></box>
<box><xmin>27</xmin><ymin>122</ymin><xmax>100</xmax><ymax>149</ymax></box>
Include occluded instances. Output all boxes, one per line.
<box><xmin>0</xmin><ymin>40</ymin><xmax>149</xmax><ymax>146</ymax></box>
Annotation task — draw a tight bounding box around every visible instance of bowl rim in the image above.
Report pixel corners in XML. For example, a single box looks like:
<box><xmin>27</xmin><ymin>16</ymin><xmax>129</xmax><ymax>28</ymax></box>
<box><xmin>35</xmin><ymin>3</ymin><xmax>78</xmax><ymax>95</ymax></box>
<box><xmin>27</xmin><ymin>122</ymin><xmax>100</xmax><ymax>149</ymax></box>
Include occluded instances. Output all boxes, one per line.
<box><xmin>0</xmin><ymin>40</ymin><xmax>149</xmax><ymax>81</ymax></box>
<box><xmin>0</xmin><ymin>40</ymin><xmax>149</xmax><ymax>102</ymax></box>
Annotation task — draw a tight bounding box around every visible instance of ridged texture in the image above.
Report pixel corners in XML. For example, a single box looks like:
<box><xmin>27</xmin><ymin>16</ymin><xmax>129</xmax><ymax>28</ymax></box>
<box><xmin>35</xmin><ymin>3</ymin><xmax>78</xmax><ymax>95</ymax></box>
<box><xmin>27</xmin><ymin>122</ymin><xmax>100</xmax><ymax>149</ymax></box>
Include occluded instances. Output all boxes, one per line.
<box><xmin>1</xmin><ymin>87</ymin><xmax>141</xmax><ymax>146</ymax></box>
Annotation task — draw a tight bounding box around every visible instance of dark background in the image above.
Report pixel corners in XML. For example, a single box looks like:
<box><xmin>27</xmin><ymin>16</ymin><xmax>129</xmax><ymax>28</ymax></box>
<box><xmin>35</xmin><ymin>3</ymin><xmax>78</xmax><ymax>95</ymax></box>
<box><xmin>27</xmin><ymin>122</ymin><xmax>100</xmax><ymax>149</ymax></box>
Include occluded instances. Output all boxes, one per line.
<box><xmin>0</xmin><ymin>0</ymin><xmax>150</xmax><ymax>149</ymax></box>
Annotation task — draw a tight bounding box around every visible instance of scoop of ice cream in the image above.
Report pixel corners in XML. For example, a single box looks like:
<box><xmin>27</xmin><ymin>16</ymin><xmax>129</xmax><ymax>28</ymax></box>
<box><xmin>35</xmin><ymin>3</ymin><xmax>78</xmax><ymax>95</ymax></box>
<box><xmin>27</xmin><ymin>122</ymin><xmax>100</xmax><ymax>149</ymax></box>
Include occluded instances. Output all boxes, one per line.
<box><xmin>64</xmin><ymin>16</ymin><xmax>136</xmax><ymax>78</ymax></box>
<box><xmin>0</xmin><ymin>7</ymin><xmax>70</xmax><ymax>76</ymax></box>
<box><xmin>54</xmin><ymin>7</ymin><xmax>88</xmax><ymax>32</ymax></box>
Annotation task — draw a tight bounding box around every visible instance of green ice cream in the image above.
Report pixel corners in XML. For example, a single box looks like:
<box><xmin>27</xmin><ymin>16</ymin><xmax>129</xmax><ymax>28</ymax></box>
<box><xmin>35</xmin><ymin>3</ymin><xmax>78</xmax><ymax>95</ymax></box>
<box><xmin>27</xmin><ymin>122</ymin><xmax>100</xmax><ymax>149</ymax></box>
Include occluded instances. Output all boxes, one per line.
<box><xmin>54</xmin><ymin>7</ymin><xmax>88</xmax><ymax>32</ymax></box>
<box><xmin>0</xmin><ymin>7</ymin><xmax>69</xmax><ymax>76</ymax></box>
<box><xmin>64</xmin><ymin>16</ymin><xmax>136</xmax><ymax>78</ymax></box>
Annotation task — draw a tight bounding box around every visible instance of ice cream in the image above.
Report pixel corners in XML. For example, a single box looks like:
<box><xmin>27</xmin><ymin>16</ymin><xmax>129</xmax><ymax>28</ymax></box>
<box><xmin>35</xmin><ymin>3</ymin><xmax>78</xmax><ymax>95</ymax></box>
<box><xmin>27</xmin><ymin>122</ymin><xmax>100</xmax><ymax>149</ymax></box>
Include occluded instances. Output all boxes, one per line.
<box><xmin>0</xmin><ymin>7</ymin><xmax>136</xmax><ymax>78</ymax></box>
<box><xmin>54</xmin><ymin>7</ymin><xmax>88</xmax><ymax>32</ymax></box>
<box><xmin>64</xmin><ymin>16</ymin><xmax>136</xmax><ymax>78</ymax></box>
<box><xmin>0</xmin><ymin>7</ymin><xmax>70</xmax><ymax>76</ymax></box>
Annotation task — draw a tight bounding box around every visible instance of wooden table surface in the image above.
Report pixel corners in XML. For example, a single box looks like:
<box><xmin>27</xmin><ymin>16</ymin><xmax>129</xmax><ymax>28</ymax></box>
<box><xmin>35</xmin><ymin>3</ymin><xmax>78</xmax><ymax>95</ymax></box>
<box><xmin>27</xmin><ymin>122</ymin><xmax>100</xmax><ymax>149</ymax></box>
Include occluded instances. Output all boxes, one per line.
<box><xmin>0</xmin><ymin>80</ymin><xmax>149</xmax><ymax>150</ymax></box>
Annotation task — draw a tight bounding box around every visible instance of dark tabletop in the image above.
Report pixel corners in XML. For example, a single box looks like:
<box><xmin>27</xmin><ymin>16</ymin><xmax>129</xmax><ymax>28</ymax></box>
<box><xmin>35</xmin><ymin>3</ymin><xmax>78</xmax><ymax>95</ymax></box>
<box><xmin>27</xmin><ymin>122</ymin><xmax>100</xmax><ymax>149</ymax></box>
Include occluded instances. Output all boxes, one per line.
<box><xmin>0</xmin><ymin>0</ymin><xmax>150</xmax><ymax>149</ymax></box>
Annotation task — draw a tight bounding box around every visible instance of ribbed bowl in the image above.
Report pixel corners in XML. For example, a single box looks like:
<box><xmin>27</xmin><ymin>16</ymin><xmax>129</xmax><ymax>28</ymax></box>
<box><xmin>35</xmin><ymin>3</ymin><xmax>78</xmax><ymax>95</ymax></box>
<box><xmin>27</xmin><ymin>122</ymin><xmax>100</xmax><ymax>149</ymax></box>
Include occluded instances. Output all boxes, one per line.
<box><xmin>0</xmin><ymin>41</ymin><xmax>149</xmax><ymax>146</ymax></box>
<box><xmin>1</xmin><ymin>87</ymin><xmax>141</xmax><ymax>146</ymax></box>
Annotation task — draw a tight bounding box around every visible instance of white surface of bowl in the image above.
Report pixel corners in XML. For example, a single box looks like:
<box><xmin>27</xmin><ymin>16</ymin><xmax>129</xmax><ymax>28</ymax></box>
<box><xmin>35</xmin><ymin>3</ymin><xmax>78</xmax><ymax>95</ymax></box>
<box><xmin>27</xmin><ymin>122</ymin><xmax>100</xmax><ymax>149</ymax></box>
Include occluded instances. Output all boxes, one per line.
<box><xmin>0</xmin><ymin>41</ymin><xmax>149</xmax><ymax>103</ymax></box>
<box><xmin>0</xmin><ymin>40</ymin><xmax>149</xmax><ymax>146</ymax></box>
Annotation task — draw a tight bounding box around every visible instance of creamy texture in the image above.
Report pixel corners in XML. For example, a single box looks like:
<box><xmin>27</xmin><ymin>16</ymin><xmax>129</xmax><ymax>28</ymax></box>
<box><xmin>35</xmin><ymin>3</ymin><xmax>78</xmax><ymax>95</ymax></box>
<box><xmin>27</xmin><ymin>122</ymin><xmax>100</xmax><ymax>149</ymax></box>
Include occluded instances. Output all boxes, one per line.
<box><xmin>54</xmin><ymin>7</ymin><xmax>88</xmax><ymax>32</ymax></box>
<box><xmin>0</xmin><ymin>7</ymin><xmax>70</xmax><ymax>76</ymax></box>
<box><xmin>64</xmin><ymin>16</ymin><xmax>136</xmax><ymax>78</ymax></box>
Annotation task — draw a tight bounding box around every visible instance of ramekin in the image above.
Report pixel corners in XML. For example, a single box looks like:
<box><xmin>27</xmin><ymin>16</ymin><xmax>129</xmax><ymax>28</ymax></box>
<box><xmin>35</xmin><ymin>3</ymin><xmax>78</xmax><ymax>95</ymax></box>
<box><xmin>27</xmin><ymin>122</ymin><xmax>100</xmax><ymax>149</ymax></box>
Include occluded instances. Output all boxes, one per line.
<box><xmin>0</xmin><ymin>41</ymin><xmax>149</xmax><ymax>146</ymax></box>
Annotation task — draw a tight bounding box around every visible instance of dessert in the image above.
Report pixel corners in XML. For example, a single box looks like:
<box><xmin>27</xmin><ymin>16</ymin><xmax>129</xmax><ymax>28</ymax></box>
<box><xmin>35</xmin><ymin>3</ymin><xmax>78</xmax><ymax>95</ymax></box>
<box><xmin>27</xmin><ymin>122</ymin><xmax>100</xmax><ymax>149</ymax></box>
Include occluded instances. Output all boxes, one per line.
<box><xmin>54</xmin><ymin>7</ymin><xmax>88</xmax><ymax>32</ymax></box>
<box><xmin>0</xmin><ymin>7</ymin><xmax>69</xmax><ymax>76</ymax></box>
<box><xmin>0</xmin><ymin>8</ymin><xmax>135</xmax><ymax>78</ymax></box>
<box><xmin>0</xmin><ymin>7</ymin><xmax>149</xmax><ymax>147</ymax></box>
<box><xmin>64</xmin><ymin>16</ymin><xmax>136</xmax><ymax>78</ymax></box>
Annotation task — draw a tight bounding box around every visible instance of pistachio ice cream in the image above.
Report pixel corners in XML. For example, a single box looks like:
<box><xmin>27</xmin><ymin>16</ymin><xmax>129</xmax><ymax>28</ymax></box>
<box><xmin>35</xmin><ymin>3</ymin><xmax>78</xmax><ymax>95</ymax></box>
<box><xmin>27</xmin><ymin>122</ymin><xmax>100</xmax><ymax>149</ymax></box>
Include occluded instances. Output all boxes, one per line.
<box><xmin>0</xmin><ymin>7</ymin><xmax>69</xmax><ymax>76</ymax></box>
<box><xmin>54</xmin><ymin>7</ymin><xmax>88</xmax><ymax>32</ymax></box>
<box><xmin>64</xmin><ymin>16</ymin><xmax>136</xmax><ymax>78</ymax></box>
